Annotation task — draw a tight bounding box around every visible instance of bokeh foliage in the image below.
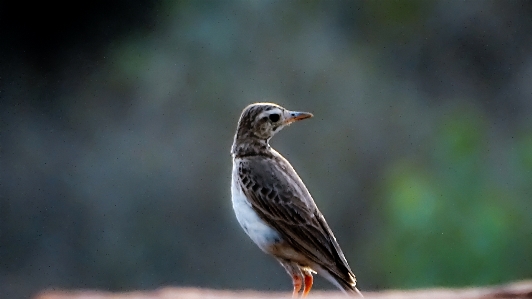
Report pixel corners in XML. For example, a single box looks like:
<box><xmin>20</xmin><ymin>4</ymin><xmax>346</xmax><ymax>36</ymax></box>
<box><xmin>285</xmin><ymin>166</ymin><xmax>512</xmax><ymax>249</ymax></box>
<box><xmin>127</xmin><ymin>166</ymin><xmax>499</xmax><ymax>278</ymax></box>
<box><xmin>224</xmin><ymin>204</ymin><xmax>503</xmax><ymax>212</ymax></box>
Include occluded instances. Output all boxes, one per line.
<box><xmin>377</xmin><ymin>105</ymin><xmax>532</xmax><ymax>287</ymax></box>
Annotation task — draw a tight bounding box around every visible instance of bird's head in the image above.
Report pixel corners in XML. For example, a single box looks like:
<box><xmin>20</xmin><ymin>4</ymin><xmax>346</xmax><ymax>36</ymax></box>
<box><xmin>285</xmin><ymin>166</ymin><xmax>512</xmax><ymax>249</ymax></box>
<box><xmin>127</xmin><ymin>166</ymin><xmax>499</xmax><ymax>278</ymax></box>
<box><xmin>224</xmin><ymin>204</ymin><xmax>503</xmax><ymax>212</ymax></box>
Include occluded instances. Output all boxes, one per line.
<box><xmin>235</xmin><ymin>102</ymin><xmax>313</xmax><ymax>141</ymax></box>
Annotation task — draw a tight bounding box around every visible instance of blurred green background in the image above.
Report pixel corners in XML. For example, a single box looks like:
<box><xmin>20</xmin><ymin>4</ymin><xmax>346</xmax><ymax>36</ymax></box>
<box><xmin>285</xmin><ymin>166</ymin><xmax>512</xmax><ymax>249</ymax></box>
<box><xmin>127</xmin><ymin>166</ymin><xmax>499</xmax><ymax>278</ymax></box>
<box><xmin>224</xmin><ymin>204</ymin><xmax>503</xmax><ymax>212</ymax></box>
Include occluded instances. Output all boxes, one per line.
<box><xmin>1</xmin><ymin>1</ymin><xmax>532</xmax><ymax>298</ymax></box>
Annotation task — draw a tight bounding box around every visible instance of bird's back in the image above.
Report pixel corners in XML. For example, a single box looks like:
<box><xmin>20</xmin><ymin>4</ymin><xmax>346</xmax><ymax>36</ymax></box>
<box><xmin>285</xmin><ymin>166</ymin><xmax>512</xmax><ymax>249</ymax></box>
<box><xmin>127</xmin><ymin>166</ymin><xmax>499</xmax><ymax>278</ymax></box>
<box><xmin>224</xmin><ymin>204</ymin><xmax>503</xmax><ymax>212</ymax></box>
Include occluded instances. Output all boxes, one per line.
<box><xmin>235</xmin><ymin>149</ymin><xmax>358</xmax><ymax>291</ymax></box>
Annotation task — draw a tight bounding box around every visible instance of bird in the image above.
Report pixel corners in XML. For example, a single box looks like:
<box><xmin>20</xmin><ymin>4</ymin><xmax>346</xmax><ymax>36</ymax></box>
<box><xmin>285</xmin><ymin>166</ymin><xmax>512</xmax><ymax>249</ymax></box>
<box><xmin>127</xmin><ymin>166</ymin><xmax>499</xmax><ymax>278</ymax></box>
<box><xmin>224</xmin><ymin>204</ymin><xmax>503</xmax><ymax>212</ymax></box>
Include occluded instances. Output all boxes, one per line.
<box><xmin>230</xmin><ymin>102</ymin><xmax>363</xmax><ymax>297</ymax></box>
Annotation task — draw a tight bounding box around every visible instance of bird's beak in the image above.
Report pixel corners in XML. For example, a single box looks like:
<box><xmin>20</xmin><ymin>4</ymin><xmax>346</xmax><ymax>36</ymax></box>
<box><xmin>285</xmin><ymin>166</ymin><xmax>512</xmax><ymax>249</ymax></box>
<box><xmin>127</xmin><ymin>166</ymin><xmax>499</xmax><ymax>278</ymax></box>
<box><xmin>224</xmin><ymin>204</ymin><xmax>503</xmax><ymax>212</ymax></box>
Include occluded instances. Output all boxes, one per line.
<box><xmin>284</xmin><ymin>111</ymin><xmax>314</xmax><ymax>125</ymax></box>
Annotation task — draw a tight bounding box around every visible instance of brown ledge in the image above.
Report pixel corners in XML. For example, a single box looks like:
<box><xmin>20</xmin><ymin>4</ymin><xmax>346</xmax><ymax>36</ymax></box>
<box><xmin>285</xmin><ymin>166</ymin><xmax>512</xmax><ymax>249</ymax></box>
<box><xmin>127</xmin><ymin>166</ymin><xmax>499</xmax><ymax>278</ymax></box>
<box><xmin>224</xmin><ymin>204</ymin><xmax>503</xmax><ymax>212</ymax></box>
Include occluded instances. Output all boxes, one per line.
<box><xmin>34</xmin><ymin>280</ymin><xmax>532</xmax><ymax>299</ymax></box>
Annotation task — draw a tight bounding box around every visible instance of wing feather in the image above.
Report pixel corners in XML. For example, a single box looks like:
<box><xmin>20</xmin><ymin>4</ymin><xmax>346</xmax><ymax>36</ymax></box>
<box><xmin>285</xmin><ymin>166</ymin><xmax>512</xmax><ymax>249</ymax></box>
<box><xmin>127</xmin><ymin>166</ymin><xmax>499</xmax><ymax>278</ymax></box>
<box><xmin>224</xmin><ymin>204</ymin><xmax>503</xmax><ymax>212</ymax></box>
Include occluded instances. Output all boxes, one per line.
<box><xmin>237</xmin><ymin>155</ymin><xmax>354</xmax><ymax>284</ymax></box>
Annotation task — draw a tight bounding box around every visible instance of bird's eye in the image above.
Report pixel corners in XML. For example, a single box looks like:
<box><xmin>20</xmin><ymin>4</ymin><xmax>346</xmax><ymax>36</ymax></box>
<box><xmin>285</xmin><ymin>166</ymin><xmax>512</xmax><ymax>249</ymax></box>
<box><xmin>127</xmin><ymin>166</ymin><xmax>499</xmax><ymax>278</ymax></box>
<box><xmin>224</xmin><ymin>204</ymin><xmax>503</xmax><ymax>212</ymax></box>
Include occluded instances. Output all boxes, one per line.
<box><xmin>269</xmin><ymin>114</ymin><xmax>280</xmax><ymax>122</ymax></box>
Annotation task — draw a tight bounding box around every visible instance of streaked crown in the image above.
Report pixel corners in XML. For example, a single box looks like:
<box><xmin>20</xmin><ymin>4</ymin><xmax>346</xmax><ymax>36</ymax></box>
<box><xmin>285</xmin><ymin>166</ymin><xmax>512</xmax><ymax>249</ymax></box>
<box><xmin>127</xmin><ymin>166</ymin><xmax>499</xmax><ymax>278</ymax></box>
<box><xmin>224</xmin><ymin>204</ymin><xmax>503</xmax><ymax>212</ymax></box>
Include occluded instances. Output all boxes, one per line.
<box><xmin>231</xmin><ymin>103</ymin><xmax>313</xmax><ymax>156</ymax></box>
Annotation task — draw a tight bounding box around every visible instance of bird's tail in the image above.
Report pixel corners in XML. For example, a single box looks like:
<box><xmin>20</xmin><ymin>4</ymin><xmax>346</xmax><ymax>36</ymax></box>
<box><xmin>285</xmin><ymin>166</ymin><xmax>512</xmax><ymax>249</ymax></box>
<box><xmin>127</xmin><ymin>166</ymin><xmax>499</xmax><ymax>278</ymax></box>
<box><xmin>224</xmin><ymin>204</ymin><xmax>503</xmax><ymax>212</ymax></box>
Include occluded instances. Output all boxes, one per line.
<box><xmin>329</xmin><ymin>270</ymin><xmax>364</xmax><ymax>297</ymax></box>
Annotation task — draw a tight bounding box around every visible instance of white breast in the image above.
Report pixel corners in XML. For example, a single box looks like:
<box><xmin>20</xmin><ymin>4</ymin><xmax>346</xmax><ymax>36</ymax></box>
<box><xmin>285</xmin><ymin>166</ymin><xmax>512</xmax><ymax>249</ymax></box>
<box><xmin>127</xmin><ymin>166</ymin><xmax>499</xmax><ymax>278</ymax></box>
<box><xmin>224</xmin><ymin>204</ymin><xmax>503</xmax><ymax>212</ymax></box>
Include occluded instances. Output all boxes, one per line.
<box><xmin>231</xmin><ymin>159</ymin><xmax>280</xmax><ymax>252</ymax></box>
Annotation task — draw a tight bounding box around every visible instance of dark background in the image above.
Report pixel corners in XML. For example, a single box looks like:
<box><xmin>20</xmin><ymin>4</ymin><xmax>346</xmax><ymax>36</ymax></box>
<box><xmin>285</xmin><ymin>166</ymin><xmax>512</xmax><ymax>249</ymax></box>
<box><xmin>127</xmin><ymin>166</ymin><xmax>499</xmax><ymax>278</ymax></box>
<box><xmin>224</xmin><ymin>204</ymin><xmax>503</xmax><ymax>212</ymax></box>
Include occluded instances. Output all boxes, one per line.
<box><xmin>2</xmin><ymin>1</ymin><xmax>532</xmax><ymax>298</ymax></box>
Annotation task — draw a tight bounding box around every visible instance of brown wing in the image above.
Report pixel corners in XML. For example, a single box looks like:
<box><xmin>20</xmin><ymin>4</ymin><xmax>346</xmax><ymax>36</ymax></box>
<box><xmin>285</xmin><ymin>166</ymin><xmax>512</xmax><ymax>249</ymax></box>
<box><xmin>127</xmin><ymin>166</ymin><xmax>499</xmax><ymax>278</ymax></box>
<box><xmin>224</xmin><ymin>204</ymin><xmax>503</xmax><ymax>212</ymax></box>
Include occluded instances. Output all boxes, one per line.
<box><xmin>238</xmin><ymin>155</ymin><xmax>355</xmax><ymax>285</ymax></box>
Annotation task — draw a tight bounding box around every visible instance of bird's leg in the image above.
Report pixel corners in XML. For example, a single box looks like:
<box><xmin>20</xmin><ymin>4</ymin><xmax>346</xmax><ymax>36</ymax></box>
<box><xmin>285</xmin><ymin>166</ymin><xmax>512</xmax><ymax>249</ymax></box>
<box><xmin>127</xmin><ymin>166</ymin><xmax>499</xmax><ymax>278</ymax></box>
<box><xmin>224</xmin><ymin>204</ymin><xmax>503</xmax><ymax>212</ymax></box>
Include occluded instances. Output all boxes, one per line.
<box><xmin>280</xmin><ymin>261</ymin><xmax>303</xmax><ymax>298</ymax></box>
<box><xmin>292</xmin><ymin>274</ymin><xmax>303</xmax><ymax>298</ymax></box>
<box><xmin>301</xmin><ymin>269</ymin><xmax>314</xmax><ymax>297</ymax></box>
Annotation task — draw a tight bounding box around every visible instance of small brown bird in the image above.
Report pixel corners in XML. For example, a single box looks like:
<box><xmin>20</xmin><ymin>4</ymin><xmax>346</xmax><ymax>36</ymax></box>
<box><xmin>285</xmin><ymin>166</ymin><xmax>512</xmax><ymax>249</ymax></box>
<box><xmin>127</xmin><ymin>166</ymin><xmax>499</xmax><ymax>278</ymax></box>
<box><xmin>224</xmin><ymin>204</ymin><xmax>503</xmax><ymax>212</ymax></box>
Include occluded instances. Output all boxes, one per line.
<box><xmin>230</xmin><ymin>103</ymin><xmax>362</xmax><ymax>297</ymax></box>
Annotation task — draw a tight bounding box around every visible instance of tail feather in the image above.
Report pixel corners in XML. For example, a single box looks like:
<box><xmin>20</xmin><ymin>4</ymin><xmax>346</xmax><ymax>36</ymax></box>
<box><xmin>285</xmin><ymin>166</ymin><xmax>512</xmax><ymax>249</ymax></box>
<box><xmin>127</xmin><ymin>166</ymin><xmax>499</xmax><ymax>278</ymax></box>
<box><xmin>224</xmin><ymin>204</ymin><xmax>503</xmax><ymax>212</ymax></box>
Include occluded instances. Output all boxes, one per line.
<box><xmin>316</xmin><ymin>266</ymin><xmax>363</xmax><ymax>297</ymax></box>
<box><xmin>333</xmin><ymin>271</ymin><xmax>363</xmax><ymax>297</ymax></box>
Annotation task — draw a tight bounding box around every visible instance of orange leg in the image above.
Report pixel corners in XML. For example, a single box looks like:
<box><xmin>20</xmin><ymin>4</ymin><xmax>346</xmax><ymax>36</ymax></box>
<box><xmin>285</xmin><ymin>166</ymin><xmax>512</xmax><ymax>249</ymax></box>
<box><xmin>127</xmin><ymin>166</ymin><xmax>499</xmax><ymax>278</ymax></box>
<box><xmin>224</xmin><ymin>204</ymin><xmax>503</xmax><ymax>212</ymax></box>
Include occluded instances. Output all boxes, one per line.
<box><xmin>302</xmin><ymin>272</ymin><xmax>313</xmax><ymax>297</ymax></box>
<box><xmin>292</xmin><ymin>274</ymin><xmax>303</xmax><ymax>298</ymax></box>
<box><xmin>280</xmin><ymin>261</ymin><xmax>304</xmax><ymax>298</ymax></box>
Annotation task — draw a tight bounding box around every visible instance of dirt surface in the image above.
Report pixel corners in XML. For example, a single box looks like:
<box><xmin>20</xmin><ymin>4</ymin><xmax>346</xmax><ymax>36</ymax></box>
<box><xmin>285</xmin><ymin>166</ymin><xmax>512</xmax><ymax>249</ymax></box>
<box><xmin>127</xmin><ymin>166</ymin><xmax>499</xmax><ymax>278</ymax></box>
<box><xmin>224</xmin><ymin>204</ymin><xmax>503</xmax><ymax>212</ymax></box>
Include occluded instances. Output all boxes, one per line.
<box><xmin>34</xmin><ymin>280</ymin><xmax>532</xmax><ymax>299</ymax></box>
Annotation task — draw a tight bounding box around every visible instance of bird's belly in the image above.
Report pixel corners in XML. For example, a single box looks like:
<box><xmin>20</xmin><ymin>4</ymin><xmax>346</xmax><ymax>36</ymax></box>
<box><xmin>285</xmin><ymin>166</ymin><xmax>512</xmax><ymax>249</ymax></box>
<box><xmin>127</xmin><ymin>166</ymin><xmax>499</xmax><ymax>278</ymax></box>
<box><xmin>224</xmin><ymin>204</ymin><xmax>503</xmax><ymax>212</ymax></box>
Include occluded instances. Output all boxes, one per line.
<box><xmin>231</xmin><ymin>178</ymin><xmax>281</xmax><ymax>252</ymax></box>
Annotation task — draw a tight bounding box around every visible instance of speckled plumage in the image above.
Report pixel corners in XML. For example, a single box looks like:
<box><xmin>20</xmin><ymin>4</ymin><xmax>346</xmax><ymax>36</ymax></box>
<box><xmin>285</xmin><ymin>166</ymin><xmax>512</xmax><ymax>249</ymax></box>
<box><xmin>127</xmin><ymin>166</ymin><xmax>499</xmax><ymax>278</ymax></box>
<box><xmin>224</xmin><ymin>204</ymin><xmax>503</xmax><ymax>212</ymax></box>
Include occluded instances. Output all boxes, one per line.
<box><xmin>230</xmin><ymin>103</ymin><xmax>362</xmax><ymax>297</ymax></box>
